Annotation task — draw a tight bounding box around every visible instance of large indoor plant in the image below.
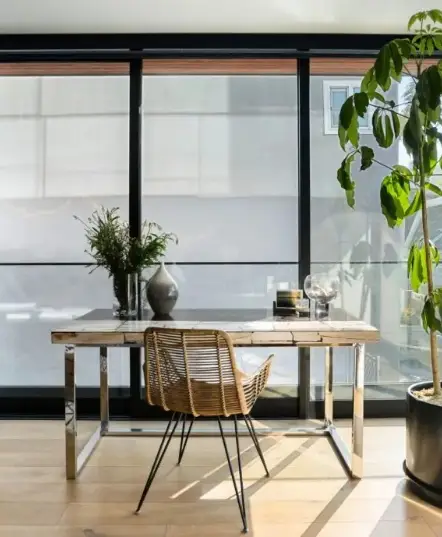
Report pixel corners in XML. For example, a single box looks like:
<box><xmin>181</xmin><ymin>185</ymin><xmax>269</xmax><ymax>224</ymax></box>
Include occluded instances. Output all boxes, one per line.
<box><xmin>336</xmin><ymin>9</ymin><xmax>442</xmax><ymax>498</ymax></box>
<box><xmin>76</xmin><ymin>207</ymin><xmax>177</xmax><ymax>318</ymax></box>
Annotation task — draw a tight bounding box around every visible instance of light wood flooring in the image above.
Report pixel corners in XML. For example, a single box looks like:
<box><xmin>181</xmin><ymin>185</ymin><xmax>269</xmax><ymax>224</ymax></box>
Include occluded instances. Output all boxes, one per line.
<box><xmin>0</xmin><ymin>419</ymin><xmax>440</xmax><ymax>536</ymax></box>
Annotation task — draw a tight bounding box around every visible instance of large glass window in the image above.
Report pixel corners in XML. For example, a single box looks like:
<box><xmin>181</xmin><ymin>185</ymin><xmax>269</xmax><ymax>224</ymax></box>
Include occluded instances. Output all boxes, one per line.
<box><xmin>0</xmin><ymin>63</ymin><xmax>130</xmax><ymax>388</ymax></box>
<box><xmin>142</xmin><ymin>60</ymin><xmax>300</xmax><ymax>402</ymax></box>
<box><xmin>310</xmin><ymin>58</ymin><xmax>430</xmax><ymax>401</ymax></box>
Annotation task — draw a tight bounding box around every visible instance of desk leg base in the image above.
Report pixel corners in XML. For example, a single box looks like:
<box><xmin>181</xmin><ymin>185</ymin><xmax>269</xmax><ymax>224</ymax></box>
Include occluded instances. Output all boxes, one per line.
<box><xmin>65</xmin><ymin>345</ymin><xmax>108</xmax><ymax>480</ymax></box>
<box><xmin>103</xmin><ymin>421</ymin><xmax>361</xmax><ymax>480</ymax></box>
<box><xmin>328</xmin><ymin>423</ymin><xmax>362</xmax><ymax>479</ymax></box>
<box><xmin>70</xmin><ymin>426</ymin><xmax>102</xmax><ymax>479</ymax></box>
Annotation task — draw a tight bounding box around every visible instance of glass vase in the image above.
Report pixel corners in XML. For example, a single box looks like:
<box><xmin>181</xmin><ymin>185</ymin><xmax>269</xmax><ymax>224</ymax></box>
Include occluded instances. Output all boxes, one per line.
<box><xmin>304</xmin><ymin>273</ymin><xmax>339</xmax><ymax>319</ymax></box>
<box><xmin>112</xmin><ymin>272</ymin><xmax>140</xmax><ymax>319</ymax></box>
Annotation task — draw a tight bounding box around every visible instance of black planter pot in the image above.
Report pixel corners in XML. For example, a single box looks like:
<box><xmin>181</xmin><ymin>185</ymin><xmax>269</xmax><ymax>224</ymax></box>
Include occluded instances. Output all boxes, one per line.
<box><xmin>404</xmin><ymin>380</ymin><xmax>442</xmax><ymax>504</ymax></box>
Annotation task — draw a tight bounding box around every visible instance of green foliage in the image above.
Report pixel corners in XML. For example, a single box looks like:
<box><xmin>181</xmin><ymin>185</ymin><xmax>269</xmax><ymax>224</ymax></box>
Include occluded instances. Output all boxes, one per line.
<box><xmin>336</xmin><ymin>9</ymin><xmax>442</xmax><ymax>389</ymax></box>
<box><xmin>74</xmin><ymin>206</ymin><xmax>177</xmax><ymax>277</ymax></box>
<box><xmin>422</xmin><ymin>289</ymin><xmax>442</xmax><ymax>333</ymax></box>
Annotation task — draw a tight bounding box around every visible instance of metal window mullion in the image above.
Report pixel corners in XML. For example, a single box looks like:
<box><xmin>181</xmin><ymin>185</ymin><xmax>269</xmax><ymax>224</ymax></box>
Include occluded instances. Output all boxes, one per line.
<box><xmin>297</xmin><ymin>56</ymin><xmax>311</xmax><ymax>419</ymax></box>
<box><xmin>129</xmin><ymin>57</ymin><xmax>143</xmax><ymax>414</ymax></box>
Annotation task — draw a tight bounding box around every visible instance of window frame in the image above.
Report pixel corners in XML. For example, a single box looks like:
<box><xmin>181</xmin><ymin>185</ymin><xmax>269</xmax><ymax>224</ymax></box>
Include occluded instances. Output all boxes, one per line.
<box><xmin>323</xmin><ymin>79</ymin><xmax>371</xmax><ymax>135</ymax></box>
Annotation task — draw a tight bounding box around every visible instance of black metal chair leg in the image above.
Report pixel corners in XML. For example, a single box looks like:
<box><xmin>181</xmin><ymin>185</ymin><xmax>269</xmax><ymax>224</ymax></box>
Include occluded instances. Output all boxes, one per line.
<box><xmin>135</xmin><ymin>412</ymin><xmax>182</xmax><ymax>514</ymax></box>
<box><xmin>178</xmin><ymin>415</ymin><xmax>194</xmax><ymax>465</ymax></box>
<box><xmin>243</xmin><ymin>414</ymin><xmax>270</xmax><ymax>477</ymax></box>
<box><xmin>217</xmin><ymin>417</ymin><xmax>248</xmax><ymax>533</ymax></box>
<box><xmin>233</xmin><ymin>415</ymin><xmax>247</xmax><ymax>532</ymax></box>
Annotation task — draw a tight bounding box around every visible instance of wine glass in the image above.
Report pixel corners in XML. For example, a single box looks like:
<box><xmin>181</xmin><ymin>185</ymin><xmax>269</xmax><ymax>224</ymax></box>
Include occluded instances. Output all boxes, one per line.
<box><xmin>304</xmin><ymin>273</ymin><xmax>339</xmax><ymax>318</ymax></box>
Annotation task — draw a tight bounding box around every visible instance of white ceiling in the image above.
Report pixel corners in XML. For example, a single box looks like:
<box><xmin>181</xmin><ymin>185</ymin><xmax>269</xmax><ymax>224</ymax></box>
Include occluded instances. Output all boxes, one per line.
<box><xmin>0</xmin><ymin>0</ymin><xmax>437</xmax><ymax>34</ymax></box>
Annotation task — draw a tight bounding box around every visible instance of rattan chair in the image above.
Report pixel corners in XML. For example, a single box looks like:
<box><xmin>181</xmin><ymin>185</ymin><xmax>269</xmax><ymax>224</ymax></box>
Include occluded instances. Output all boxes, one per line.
<box><xmin>135</xmin><ymin>327</ymin><xmax>274</xmax><ymax>533</ymax></box>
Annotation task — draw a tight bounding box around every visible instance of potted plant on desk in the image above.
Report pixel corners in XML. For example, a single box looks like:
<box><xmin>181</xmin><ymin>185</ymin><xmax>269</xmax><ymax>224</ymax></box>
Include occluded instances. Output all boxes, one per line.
<box><xmin>76</xmin><ymin>206</ymin><xmax>177</xmax><ymax>318</ymax></box>
<box><xmin>336</xmin><ymin>9</ymin><xmax>442</xmax><ymax>502</ymax></box>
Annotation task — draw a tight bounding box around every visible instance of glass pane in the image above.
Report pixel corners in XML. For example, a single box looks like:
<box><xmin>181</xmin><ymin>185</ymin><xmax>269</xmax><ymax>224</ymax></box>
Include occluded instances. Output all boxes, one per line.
<box><xmin>330</xmin><ymin>110</ymin><xmax>340</xmax><ymax>129</ymax></box>
<box><xmin>0</xmin><ymin>265</ymin><xmax>128</xmax><ymax>387</ymax></box>
<box><xmin>330</xmin><ymin>87</ymin><xmax>348</xmax><ymax>110</ymax></box>
<box><xmin>0</xmin><ymin>63</ymin><xmax>130</xmax><ymax>389</ymax></box>
<box><xmin>403</xmin><ymin>201</ymin><xmax>442</xmax><ymax>381</ymax></box>
<box><xmin>358</xmin><ymin>115</ymin><xmax>370</xmax><ymax>128</ymax></box>
<box><xmin>311</xmin><ymin>58</ymin><xmax>418</xmax><ymax>400</ymax></box>
<box><xmin>142</xmin><ymin>63</ymin><xmax>299</xmax><ymax>405</ymax></box>
<box><xmin>142</xmin><ymin>71</ymin><xmax>298</xmax><ymax>262</ymax></box>
<box><xmin>0</xmin><ymin>64</ymin><xmax>129</xmax><ymax>263</ymax></box>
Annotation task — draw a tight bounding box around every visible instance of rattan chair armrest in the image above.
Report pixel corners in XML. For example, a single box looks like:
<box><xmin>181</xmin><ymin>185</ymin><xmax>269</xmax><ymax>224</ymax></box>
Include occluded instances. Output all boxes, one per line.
<box><xmin>239</xmin><ymin>354</ymin><xmax>274</xmax><ymax>411</ymax></box>
<box><xmin>237</xmin><ymin>354</ymin><xmax>274</xmax><ymax>383</ymax></box>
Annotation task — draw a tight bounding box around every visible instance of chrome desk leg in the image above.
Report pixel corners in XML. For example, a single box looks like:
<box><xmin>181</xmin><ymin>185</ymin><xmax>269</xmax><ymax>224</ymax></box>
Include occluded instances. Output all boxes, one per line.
<box><xmin>351</xmin><ymin>342</ymin><xmax>365</xmax><ymax>479</ymax></box>
<box><xmin>324</xmin><ymin>347</ymin><xmax>333</xmax><ymax>426</ymax></box>
<box><xmin>327</xmin><ymin>343</ymin><xmax>364</xmax><ymax>479</ymax></box>
<box><xmin>64</xmin><ymin>344</ymin><xmax>104</xmax><ymax>480</ymax></box>
<box><xmin>65</xmin><ymin>344</ymin><xmax>77</xmax><ymax>479</ymax></box>
<box><xmin>100</xmin><ymin>346</ymin><xmax>109</xmax><ymax>434</ymax></box>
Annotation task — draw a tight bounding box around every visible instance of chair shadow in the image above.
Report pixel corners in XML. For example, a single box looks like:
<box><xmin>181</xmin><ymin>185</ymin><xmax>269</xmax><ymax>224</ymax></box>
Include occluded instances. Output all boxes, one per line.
<box><xmin>86</xmin><ymin>423</ymin><xmax>411</xmax><ymax>537</ymax></box>
<box><xmin>144</xmin><ymin>428</ymin><xmax>355</xmax><ymax>536</ymax></box>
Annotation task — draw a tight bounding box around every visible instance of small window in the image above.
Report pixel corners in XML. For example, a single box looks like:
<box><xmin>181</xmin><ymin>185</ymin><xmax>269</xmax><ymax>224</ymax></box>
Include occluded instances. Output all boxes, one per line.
<box><xmin>324</xmin><ymin>81</ymin><xmax>370</xmax><ymax>134</ymax></box>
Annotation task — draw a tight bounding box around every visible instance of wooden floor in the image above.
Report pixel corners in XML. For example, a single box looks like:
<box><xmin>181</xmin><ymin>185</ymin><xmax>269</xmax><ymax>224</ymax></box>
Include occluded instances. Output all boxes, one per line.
<box><xmin>0</xmin><ymin>419</ymin><xmax>440</xmax><ymax>536</ymax></box>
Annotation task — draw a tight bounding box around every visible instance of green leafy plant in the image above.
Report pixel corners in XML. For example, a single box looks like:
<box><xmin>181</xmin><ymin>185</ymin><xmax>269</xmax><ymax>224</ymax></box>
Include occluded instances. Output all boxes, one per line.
<box><xmin>337</xmin><ymin>9</ymin><xmax>442</xmax><ymax>398</ymax></box>
<box><xmin>75</xmin><ymin>206</ymin><xmax>177</xmax><ymax>315</ymax></box>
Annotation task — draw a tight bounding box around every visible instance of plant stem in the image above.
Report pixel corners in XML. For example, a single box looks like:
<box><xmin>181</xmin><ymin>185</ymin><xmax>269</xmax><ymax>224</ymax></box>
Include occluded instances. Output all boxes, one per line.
<box><xmin>419</xmin><ymin>158</ymin><xmax>441</xmax><ymax>395</ymax></box>
<box><xmin>368</xmin><ymin>103</ymin><xmax>410</xmax><ymax>120</ymax></box>
<box><xmin>372</xmin><ymin>158</ymin><xmax>394</xmax><ymax>172</ymax></box>
<box><xmin>403</xmin><ymin>65</ymin><xmax>418</xmax><ymax>83</ymax></box>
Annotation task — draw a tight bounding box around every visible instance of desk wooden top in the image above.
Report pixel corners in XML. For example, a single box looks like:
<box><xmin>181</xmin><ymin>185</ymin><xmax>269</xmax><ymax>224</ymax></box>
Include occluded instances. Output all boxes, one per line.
<box><xmin>51</xmin><ymin>308</ymin><xmax>379</xmax><ymax>347</ymax></box>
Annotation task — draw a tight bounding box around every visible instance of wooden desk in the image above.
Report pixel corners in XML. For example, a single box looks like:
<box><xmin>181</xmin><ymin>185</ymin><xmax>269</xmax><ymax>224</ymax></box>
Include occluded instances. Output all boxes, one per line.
<box><xmin>51</xmin><ymin>308</ymin><xmax>379</xmax><ymax>480</ymax></box>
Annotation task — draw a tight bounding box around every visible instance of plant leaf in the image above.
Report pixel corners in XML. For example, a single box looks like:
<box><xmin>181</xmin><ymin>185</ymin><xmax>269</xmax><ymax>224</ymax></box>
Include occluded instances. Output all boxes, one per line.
<box><xmin>372</xmin><ymin>92</ymin><xmax>386</xmax><ymax>104</ymax></box>
<box><xmin>423</xmin><ymin>139</ymin><xmax>438</xmax><ymax>175</ymax></box>
<box><xmin>353</xmin><ymin>92</ymin><xmax>369</xmax><ymax>118</ymax></box>
<box><xmin>408</xmin><ymin>244</ymin><xmax>426</xmax><ymax>292</ymax></box>
<box><xmin>393</xmin><ymin>164</ymin><xmax>413</xmax><ymax>179</ymax></box>
<box><xmin>426</xmin><ymin>182</ymin><xmax>442</xmax><ymax>196</ymax></box>
<box><xmin>374</xmin><ymin>45</ymin><xmax>391</xmax><ymax>90</ymax></box>
<box><xmin>345</xmin><ymin>188</ymin><xmax>355</xmax><ymax>209</ymax></box>
<box><xmin>361</xmin><ymin>67</ymin><xmax>377</xmax><ymax>94</ymax></box>
<box><xmin>395</xmin><ymin>38</ymin><xmax>413</xmax><ymax>58</ymax></box>
<box><xmin>360</xmin><ymin>146</ymin><xmax>374</xmax><ymax>171</ymax></box>
<box><xmin>389</xmin><ymin>41</ymin><xmax>403</xmax><ymax>76</ymax></box>
<box><xmin>427</xmin><ymin>37</ymin><xmax>435</xmax><ymax>56</ymax></box>
<box><xmin>403</xmin><ymin>101</ymin><xmax>423</xmax><ymax>157</ymax></box>
<box><xmin>425</xmin><ymin>65</ymin><xmax>442</xmax><ymax>110</ymax></box>
<box><xmin>422</xmin><ymin>294</ymin><xmax>442</xmax><ymax>333</ymax></box>
<box><xmin>405</xmin><ymin>189</ymin><xmax>422</xmax><ymax>217</ymax></box>
<box><xmin>434</xmin><ymin>35</ymin><xmax>442</xmax><ymax>51</ymax></box>
<box><xmin>380</xmin><ymin>175</ymin><xmax>407</xmax><ymax>227</ymax></box>
<box><xmin>348</xmin><ymin>116</ymin><xmax>360</xmax><ymax>148</ymax></box>
<box><xmin>372</xmin><ymin>109</ymin><xmax>386</xmax><ymax>147</ymax></box>
<box><xmin>432</xmin><ymin>244</ymin><xmax>441</xmax><ymax>266</ymax></box>
<box><xmin>338</xmin><ymin>123</ymin><xmax>347</xmax><ymax>151</ymax></box>
<box><xmin>339</xmin><ymin>97</ymin><xmax>355</xmax><ymax>130</ymax></box>
<box><xmin>392</xmin><ymin>111</ymin><xmax>401</xmax><ymax>138</ymax></box>
<box><xmin>429</xmin><ymin>9</ymin><xmax>442</xmax><ymax>24</ymax></box>
<box><xmin>337</xmin><ymin>153</ymin><xmax>356</xmax><ymax>208</ymax></box>
<box><xmin>408</xmin><ymin>12</ymin><xmax>424</xmax><ymax>30</ymax></box>
<box><xmin>408</xmin><ymin>244</ymin><xmax>416</xmax><ymax>282</ymax></box>
<box><xmin>384</xmin><ymin>115</ymin><xmax>394</xmax><ymax>147</ymax></box>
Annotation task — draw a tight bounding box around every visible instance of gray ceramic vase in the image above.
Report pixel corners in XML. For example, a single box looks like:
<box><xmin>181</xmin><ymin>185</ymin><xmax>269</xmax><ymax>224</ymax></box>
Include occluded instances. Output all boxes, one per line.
<box><xmin>146</xmin><ymin>262</ymin><xmax>179</xmax><ymax>316</ymax></box>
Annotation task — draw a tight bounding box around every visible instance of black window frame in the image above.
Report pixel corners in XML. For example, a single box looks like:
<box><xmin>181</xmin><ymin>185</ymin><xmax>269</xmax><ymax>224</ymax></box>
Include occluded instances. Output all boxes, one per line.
<box><xmin>0</xmin><ymin>32</ymin><xmax>435</xmax><ymax>420</ymax></box>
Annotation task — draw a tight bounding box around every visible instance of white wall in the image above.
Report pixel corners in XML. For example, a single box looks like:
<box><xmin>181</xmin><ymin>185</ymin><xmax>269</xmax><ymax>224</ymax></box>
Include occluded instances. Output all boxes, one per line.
<box><xmin>0</xmin><ymin>0</ymin><xmax>436</xmax><ymax>34</ymax></box>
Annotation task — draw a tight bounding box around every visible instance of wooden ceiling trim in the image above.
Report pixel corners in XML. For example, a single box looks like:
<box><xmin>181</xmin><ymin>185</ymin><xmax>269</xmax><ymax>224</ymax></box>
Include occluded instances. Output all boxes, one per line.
<box><xmin>0</xmin><ymin>57</ymin><xmax>433</xmax><ymax>77</ymax></box>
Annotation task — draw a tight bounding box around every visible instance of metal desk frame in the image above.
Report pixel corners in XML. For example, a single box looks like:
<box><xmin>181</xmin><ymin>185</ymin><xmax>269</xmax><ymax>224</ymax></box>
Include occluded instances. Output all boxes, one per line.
<box><xmin>64</xmin><ymin>342</ymin><xmax>365</xmax><ymax>480</ymax></box>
